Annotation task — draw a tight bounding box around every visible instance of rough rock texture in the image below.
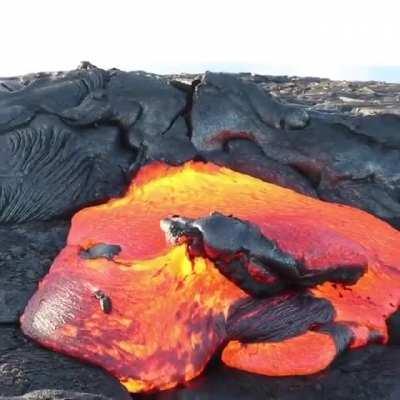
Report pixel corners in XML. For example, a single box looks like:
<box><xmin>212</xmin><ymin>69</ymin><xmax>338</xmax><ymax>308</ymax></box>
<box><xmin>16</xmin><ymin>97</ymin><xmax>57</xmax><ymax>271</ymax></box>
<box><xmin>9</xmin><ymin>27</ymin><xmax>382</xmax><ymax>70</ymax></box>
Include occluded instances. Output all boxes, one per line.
<box><xmin>191</xmin><ymin>73</ymin><xmax>400</xmax><ymax>227</ymax></box>
<box><xmin>0</xmin><ymin>64</ymin><xmax>190</xmax><ymax>224</ymax></box>
<box><xmin>0</xmin><ymin>327</ymin><xmax>130</xmax><ymax>399</ymax></box>
<box><xmin>2</xmin><ymin>390</ymin><xmax>115</xmax><ymax>400</ymax></box>
<box><xmin>2</xmin><ymin>65</ymin><xmax>400</xmax><ymax>226</ymax></box>
<box><xmin>0</xmin><ymin>221</ymin><xmax>69</xmax><ymax>323</ymax></box>
<box><xmin>2</xmin><ymin>64</ymin><xmax>400</xmax><ymax>399</ymax></box>
<box><xmin>251</xmin><ymin>74</ymin><xmax>400</xmax><ymax>115</ymax></box>
<box><xmin>145</xmin><ymin>345</ymin><xmax>400</xmax><ymax>400</ymax></box>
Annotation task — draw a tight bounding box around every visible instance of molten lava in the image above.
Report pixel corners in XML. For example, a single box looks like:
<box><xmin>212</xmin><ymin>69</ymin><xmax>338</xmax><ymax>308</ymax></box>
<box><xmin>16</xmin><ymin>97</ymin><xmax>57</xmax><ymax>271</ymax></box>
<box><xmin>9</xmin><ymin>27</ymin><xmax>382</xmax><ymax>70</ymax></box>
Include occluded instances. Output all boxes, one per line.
<box><xmin>21</xmin><ymin>161</ymin><xmax>400</xmax><ymax>393</ymax></box>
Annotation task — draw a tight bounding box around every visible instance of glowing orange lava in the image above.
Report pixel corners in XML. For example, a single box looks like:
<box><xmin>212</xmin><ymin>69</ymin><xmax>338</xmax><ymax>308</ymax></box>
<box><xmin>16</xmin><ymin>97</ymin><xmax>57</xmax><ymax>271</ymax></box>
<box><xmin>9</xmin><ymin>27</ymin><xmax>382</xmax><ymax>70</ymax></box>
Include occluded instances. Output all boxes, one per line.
<box><xmin>21</xmin><ymin>161</ymin><xmax>400</xmax><ymax>392</ymax></box>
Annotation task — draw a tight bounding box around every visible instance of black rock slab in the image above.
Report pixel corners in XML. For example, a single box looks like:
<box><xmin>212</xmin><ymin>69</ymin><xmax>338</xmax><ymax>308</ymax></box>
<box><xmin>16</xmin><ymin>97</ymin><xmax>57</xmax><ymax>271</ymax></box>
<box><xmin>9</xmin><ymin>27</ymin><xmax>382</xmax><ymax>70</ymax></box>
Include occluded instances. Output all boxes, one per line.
<box><xmin>0</xmin><ymin>65</ymin><xmax>190</xmax><ymax>224</ymax></box>
<box><xmin>0</xmin><ymin>327</ymin><xmax>130</xmax><ymax>399</ymax></box>
<box><xmin>0</xmin><ymin>65</ymin><xmax>186</xmax><ymax>138</ymax></box>
<box><xmin>191</xmin><ymin>72</ymin><xmax>400</xmax><ymax>227</ymax></box>
<box><xmin>2</xmin><ymin>66</ymin><xmax>400</xmax><ymax>225</ymax></box>
<box><xmin>0</xmin><ymin>221</ymin><xmax>69</xmax><ymax>323</ymax></box>
<box><xmin>144</xmin><ymin>345</ymin><xmax>400</xmax><ymax>400</ymax></box>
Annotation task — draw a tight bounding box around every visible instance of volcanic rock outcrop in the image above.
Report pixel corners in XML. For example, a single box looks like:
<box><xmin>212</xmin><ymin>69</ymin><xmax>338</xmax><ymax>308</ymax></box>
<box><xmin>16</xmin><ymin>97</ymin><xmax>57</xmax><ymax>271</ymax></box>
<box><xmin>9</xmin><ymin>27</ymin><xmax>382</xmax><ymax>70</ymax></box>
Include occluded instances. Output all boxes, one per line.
<box><xmin>1</xmin><ymin>64</ymin><xmax>400</xmax><ymax>399</ymax></box>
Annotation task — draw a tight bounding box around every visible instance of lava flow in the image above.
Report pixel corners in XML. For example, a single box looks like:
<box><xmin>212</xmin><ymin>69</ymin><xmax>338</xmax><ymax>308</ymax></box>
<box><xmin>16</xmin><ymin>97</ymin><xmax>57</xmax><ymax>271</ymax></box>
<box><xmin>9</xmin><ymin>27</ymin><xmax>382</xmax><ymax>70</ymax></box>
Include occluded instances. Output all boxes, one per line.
<box><xmin>21</xmin><ymin>161</ymin><xmax>400</xmax><ymax>393</ymax></box>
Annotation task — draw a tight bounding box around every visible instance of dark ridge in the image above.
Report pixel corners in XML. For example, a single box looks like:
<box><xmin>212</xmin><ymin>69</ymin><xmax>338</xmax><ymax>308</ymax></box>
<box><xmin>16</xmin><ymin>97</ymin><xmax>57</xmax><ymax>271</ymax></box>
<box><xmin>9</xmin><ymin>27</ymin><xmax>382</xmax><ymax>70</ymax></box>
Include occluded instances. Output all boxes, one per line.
<box><xmin>226</xmin><ymin>292</ymin><xmax>334</xmax><ymax>343</ymax></box>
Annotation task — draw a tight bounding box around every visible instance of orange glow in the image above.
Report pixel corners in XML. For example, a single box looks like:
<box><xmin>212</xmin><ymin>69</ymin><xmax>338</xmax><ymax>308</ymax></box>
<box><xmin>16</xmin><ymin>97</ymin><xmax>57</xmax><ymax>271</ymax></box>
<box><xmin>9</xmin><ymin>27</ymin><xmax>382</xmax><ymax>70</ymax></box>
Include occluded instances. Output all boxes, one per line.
<box><xmin>222</xmin><ymin>332</ymin><xmax>337</xmax><ymax>376</ymax></box>
<box><xmin>21</xmin><ymin>161</ymin><xmax>400</xmax><ymax>392</ymax></box>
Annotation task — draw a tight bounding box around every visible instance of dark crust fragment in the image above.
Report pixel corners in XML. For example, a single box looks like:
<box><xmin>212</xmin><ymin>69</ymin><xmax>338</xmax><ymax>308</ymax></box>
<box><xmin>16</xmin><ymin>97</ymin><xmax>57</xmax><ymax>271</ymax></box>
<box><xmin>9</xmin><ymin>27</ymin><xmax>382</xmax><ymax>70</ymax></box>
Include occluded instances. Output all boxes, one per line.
<box><xmin>80</xmin><ymin>243</ymin><xmax>122</xmax><ymax>260</ymax></box>
<box><xmin>226</xmin><ymin>292</ymin><xmax>335</xmax><ymax>343</ymax></box>
<box><xmin>162</xmin><ymin>212</ymin><xmax>367</xmax><ymax>297</ymax></box>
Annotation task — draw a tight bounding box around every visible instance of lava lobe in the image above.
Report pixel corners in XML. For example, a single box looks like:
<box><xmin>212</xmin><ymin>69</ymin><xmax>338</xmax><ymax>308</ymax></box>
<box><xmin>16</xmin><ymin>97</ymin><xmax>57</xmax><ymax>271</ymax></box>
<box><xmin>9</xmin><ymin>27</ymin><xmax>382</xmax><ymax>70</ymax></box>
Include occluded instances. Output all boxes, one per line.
<box><xmin>21</xmin><ymin>161</ymin><xmax>400</xmax><ymax>393</ymax></box>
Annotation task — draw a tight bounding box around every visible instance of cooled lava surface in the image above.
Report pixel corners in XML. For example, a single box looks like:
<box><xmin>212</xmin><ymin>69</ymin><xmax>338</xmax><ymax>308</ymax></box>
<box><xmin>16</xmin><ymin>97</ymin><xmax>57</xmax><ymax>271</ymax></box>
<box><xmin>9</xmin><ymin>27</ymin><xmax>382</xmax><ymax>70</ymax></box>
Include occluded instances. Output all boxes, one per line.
<box><xmin>21</xmin><ymin>162</ymin><xmax>400</xmax><ymax>393</ymax></box>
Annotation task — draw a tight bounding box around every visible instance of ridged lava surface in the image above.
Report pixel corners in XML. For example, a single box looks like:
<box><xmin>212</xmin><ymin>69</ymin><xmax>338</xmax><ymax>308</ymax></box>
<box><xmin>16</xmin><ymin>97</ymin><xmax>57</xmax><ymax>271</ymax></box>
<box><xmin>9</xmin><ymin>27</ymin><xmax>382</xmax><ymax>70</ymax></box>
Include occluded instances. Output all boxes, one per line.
<box><xmin>21</xmin><ymin>162</ymin><xmax>400</xmax><ymax>393</ymax></box>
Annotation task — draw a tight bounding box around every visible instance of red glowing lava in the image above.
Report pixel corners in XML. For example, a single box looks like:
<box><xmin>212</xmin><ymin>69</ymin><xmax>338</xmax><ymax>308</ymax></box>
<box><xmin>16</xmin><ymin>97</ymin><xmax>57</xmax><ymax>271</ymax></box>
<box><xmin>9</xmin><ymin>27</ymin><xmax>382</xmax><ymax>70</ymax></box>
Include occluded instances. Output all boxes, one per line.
<box><xmin>21</xmin><ymin>161</ymin><xmax>400</xmax><ymax>392</ymax></box>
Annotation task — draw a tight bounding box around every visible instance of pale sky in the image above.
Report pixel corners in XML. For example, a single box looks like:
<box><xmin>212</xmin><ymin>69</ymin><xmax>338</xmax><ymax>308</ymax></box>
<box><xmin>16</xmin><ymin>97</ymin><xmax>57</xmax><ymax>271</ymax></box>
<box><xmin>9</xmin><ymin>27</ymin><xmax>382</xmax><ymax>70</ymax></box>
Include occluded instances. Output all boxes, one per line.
<box><xmin>1</xmin><ymin>0</ymin><xmax>400</xmax><ymax>81</ymax></box>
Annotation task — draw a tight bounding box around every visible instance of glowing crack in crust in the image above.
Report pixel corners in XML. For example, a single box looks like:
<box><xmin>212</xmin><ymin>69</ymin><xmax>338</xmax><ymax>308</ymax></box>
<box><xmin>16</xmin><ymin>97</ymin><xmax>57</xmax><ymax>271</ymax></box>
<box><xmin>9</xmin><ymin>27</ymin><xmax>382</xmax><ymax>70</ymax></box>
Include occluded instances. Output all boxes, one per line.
<box><xmin>21</xmin><ymin>162</ymin><xmax>400</xmax><ymax>393</ymax></box>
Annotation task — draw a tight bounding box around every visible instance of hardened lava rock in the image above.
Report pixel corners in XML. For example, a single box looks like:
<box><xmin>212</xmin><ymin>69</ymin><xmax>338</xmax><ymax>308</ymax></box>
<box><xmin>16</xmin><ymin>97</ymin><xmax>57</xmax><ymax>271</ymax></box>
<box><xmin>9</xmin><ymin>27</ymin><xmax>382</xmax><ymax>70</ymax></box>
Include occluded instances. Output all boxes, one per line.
<box><xmin>191</xmin><ymin>72</ymin><xmax>400</xmax><ymax>227</ymax></box>
<box><xmin>0</xmin><ymin>65</ymin><xmax>193</xmax><ymax>224</ymax></box>
<box><xmin>0</xmin><ymin>327</ymin><xmax>130</xmax><ymax>399</ymax></box>
<box><xmin>2</xmin><ymin>65</ymin><xmax>400</xmax><ymax>226</ymax></box>
<box><xmin>0</xmin><ymin>220</ymin><xmax>69</xmax><ymax>323</ymax></box>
